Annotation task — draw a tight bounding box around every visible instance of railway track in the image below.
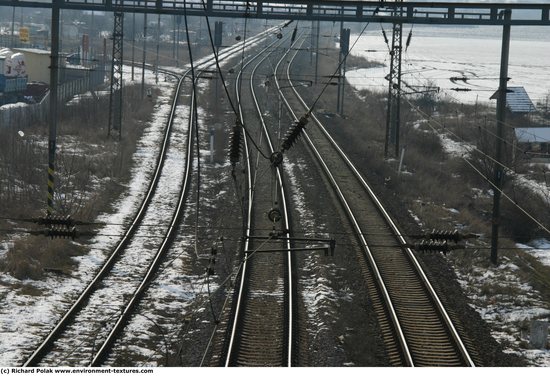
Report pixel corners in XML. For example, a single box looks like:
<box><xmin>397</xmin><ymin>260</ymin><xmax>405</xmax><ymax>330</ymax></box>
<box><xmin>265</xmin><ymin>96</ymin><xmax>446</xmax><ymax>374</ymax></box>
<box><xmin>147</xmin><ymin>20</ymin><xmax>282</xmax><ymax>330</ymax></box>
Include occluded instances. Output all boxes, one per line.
<box><xmin>22</xmin><ymin>67</ymin><xmax>196</xmax><ymax>368</ymax></box>
<box><xmin>22</xmin><ymin>30</ymin><xmax>276</xmax><ymax>367</ymax></box>
<box><xmin>220</xmin><ymin>34</ymin><xmax>296</xmax><ymax>366</ymax></box>
<box><xmin>274</xmin><ymin>38</ymin><xmax>476</xmax><ymax>367</ymax></box>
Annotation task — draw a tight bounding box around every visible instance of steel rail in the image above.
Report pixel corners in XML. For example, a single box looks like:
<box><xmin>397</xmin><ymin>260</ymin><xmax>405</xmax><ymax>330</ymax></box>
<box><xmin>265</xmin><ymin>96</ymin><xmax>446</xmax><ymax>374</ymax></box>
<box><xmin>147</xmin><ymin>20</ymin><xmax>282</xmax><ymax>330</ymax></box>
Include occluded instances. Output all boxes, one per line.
<box><xmin>286</xmin><ymin>43</ymin><xmax>475</xmax><ymax>367</ymax></box>
<box><xmin>224</xmin><ymin>33</ymin><xmax>294</xmax><ymax>367</ymax></box>
<box><xmin>249</xmin><ymin>42</ymin><xmax>294</xmax><ymax>368</ymax></box>
<box><xmin>89</xmin><ymin>63</ymin><xmax>201</xmax><ymax>367</ymax></box>
<box><xmin>273</xmin><ymin>38</ymin><xmax>414</xmax><ymax>366</ymax></box>
<box><xmin>280</xmin><ymin>37</ymin><xmax>475</xmax><ymax>366</ymax></box>
<box><xmin>22</xmin><ymin>30</ymin><xmax>273</xmax><ymax>367</ymax></box>
<box><xmin>23</xmin><ymin>68</ymin><xmax>185</xmax><ymax>368</ymax></box>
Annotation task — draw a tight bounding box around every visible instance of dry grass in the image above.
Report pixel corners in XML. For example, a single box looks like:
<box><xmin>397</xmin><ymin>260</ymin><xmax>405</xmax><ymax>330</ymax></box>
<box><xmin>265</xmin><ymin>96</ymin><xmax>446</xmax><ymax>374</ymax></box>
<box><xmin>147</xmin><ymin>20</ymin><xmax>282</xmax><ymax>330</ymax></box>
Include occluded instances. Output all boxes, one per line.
<box><xmin>0</xmin><ymin>84</ymin><xmax>158</xmax><ymax>280</ymax></box>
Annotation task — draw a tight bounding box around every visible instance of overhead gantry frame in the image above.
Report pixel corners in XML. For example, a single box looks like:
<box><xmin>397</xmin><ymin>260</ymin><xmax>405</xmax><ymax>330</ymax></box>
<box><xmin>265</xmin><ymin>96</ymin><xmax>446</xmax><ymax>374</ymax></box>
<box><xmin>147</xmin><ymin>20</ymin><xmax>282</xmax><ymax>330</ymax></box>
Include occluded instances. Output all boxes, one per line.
<box><xmin>1</xmin><ymin>1</ymin><xmax>550</xmax><ymax>26</ymax></box>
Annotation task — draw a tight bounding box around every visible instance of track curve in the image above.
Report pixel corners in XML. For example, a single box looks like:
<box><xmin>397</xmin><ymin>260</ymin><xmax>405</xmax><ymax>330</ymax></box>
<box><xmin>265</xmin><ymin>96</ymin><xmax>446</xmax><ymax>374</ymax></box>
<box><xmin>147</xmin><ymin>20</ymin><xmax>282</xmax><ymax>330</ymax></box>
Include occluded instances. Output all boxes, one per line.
<box><xmin>276</xmin><ymin>37</ymin><xmax>475</xmax><ymax>367</ymax></box>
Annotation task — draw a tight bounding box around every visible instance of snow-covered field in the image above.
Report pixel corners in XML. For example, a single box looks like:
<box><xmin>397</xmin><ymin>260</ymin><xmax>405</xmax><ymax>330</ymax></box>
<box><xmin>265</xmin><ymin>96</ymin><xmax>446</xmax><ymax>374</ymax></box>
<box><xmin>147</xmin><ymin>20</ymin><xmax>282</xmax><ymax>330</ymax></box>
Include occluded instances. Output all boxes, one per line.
<box><xmin>346</xmin><ymin>25</ymin><xmax>550</xmax><ymax>105</ymax></box>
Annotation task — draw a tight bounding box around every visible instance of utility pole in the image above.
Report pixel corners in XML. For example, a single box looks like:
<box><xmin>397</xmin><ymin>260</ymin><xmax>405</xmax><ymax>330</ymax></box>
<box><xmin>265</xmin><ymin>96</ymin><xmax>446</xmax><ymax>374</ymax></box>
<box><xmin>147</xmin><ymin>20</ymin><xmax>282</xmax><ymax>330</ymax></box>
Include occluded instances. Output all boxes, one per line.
<box><xmin>90</xmin><ymin>10</ymin><xmax>94</xmax><ymax>58</ymax></box>
<box><xmin>338</xmin><ymin>27</ymin><xmax>350</xmax><ymax>117</ymax></box>
<box><xmin>176</xmin><ymin>15</ymin><xmax>181</xmax><ymax>67</ymax></box>
<box><xmin>214</xmin><ymin>21</ymin><xmax>223</xmax><ymax>100</ymax></box>
<box><xmin>385</xmin><ymin>1</ymin><xmax>404</xmax><ymax>159</ymax></box>
<box><xmin>155</xmin><ymin>13</ymin><xmax>160</xmax><ymax>84</ymax></box>
<box><xmin>336</xmin><ymin>13</ymin><xmax>343</xmax><ymax>114</ymax></box>
<box><xmin>47</xmin><ymin>0</ymin><xmax>61</xmax><ymax>214</ymax></box>
<box><xmin>108</xmin><ymin>12</ymin><xmax>124</xmax><ymax>139</ymax></box>
<box><xmin>173</xmin><ymin>15</ymin><xmax>176</xmax><ymax>61</ymax></box>
<box><xmin>314</xmin><ymin>19</ymin><xmax>320</xmax><ymax>85</ymax></box>
<box><xmin>491</xmin><ymin>9</ymin><xmax>512</xmax><ymax>266</ymax></box>
<box><xmin>141</xmin><ymin>12</ymin><xmax>147</xmax><ymax>97</ymax></box>
<box><xmin>131</xmin><ymin>12</ymin><xmax>135</xmax><ymax>81</ymax></box>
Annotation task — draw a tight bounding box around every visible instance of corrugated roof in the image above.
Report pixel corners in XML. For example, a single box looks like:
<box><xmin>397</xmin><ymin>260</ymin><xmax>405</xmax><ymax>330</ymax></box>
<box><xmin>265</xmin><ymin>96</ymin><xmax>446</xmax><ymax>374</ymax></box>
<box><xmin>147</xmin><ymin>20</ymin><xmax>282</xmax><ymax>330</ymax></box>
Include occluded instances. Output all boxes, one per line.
<box><xmin>490</xmin><ymin>86</ymin><xmax>536</xmax><ymax>113</ymax></box>
<box><xmin>507</xmin><ymin>87</ymin><xmax>536</xmax><ymax>113</ymax></box>
<box><xmin>515</xmin><ymin>127</ymin><xmax>550</xmax><ymax>143</ymax></box>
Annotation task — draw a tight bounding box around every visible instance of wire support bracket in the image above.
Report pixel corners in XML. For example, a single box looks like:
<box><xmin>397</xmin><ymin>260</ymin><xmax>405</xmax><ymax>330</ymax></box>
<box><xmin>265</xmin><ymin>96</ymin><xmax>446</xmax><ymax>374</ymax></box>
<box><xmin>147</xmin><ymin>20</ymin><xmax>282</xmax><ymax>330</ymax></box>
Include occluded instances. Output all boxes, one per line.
<box><xmin>245</xmin><ymin>235</ymin><xmax>336</xmax><ymax>256</ymax></box>
<box><xmin>245</xmin><ymin>245</ymin><xmax>334</xmax><ymax>256</ymax></box>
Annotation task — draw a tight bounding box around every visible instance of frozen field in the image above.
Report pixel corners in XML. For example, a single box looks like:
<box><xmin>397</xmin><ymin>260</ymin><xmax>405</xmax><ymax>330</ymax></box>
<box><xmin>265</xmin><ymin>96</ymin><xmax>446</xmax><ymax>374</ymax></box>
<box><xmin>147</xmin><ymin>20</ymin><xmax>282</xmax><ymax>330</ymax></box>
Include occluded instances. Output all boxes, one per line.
<box><xmin>346</xmin><ymin>25</ymin><xmax>550</xmax><ymax>105</ymax></box>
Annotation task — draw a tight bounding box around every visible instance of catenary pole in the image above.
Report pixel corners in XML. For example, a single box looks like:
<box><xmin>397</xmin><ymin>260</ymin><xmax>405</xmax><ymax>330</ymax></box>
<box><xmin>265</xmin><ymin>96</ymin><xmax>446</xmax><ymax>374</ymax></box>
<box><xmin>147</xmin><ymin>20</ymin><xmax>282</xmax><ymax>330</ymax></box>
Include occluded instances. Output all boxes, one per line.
<box><xmin>47</xmin><ymin>0</ymin><xmax>60</xmax><ymax>214</ymax></box>
<box><xmin>141</xmin><ymin>12</ymin><xmax>147</xmax><ymax>97</ymax></box>
<box><xmin>132</xmin><ymin>12</ymin><xmax>135</xmax><ymax>81</ymax></box>
<box><xmin>490</xmin><ymin>9</ymin><xmax>512</xmax><ymax>265</ymax></box>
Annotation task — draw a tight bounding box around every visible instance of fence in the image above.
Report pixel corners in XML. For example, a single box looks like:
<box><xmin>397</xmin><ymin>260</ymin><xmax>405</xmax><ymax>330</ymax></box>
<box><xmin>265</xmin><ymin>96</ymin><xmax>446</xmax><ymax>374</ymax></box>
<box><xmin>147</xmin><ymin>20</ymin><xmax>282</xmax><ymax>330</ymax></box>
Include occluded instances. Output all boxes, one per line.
<box><xmin>0</xmin><ymin>65</ymin><xmax>106</xmax><ymax>128</ymax></box>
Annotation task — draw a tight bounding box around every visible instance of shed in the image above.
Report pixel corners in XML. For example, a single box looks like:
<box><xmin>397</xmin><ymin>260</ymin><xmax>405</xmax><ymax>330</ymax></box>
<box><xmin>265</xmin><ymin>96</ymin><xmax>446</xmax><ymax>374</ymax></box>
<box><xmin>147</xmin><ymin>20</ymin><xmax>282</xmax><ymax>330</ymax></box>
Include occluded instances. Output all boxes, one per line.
<box><xmin>12</xmin><ymin>47</ymin><xmax>52</xmax><ymax>84</ymax></box>
<box><xmin>490</xmin><ymin>86</ymin><xmax>536</xmax><ymax>114</ymax></box>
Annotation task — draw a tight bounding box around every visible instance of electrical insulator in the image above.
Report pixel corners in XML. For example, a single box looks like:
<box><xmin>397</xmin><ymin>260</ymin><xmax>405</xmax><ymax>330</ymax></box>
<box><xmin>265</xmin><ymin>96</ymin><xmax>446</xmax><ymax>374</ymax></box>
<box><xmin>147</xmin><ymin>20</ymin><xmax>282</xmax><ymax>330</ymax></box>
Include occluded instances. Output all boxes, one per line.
<box><xmin>46</xmin><ymin>226</ymin><xmax>77</xmax><ymax>240</ymax></box>
<box><xmin>291</xmin><ymin>27</ymin><xmax>298</xmax><ymax>44</ymax></box>
<box><xmin>229</xmin><ymin>121</ymin><xmax>243</xmax><ymax>166</ymax></box>
<box><xmin>406</xmin><ymin>30</ymin><xmax>413</xmax><ymax>51</ymax></box>
<box><xmin>412</xmin><ymin>229</ymin><xmax>477</xmax><ymax>243</ymax></box>
<box><xmin>414</xmin><ymin>240</ymin><xmax>450</xmax><ymax>254</ymax></box>
<box><xmin>281</xmin><ymin>115</ymin><xmax>308</xmax><ymax>152</ymax></box>
<box><xmin>36</xmin><ymin>215</ymin><xmax>74</xmax><ymax>228</ymax></box>
<box><xmin>382</xmin><ymin>30</ymin><xmax>389</xmax><ymax>45</ymax></box>
<box><xmin>428</xmin><ymin>229</ymin><xmax>462</xmax><ymax>243</ymax></box>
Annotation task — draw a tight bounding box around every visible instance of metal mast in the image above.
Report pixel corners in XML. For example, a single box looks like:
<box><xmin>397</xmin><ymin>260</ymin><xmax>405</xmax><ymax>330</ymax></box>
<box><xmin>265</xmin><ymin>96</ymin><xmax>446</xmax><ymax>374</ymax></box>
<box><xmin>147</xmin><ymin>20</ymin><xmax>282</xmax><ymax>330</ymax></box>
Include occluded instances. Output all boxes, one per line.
<box><xmin>490</xmin><ymin>9</ymin><xmax>512</xmax><ymax>265</ymax></box>
<box><xmin>47</xmin><ymin>0</ymin><xmax>61</xmax><ymax>214</ymax></box>
<box><xmin>108</xmin><ymin>11</ymin><xmax>124</xmax><ymax>138</ymax></box>
<box><xmin>384</xmin><ymin>1</ymin><xmax>403</xmax><ymax>158</ymax></box>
